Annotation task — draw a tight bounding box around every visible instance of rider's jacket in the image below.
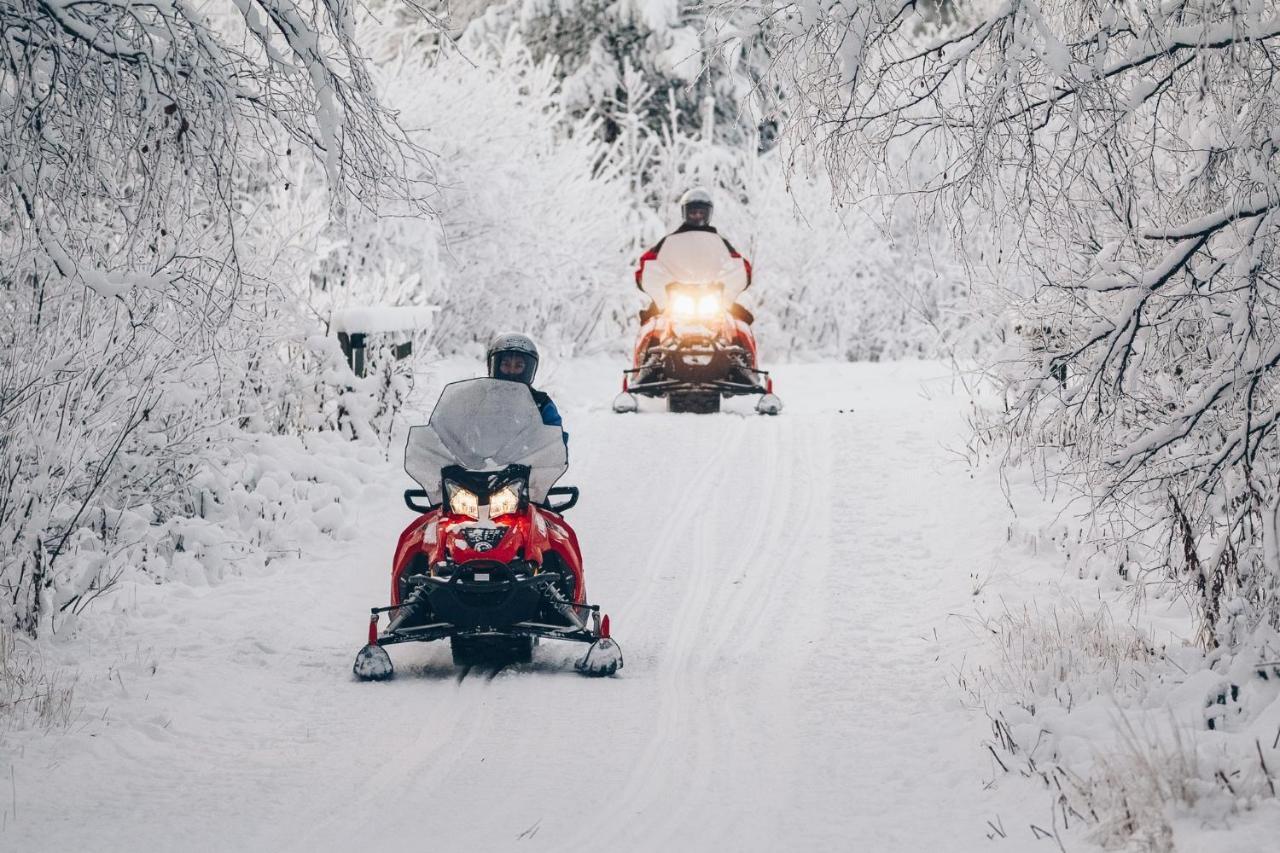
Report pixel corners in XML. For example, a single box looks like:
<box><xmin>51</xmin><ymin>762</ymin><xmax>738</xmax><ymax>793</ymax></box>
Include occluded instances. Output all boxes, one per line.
<box><xmin>634</xmin><ymin>224</ymin><xmax>753</xmax><ymax>292</ymax></box>
<box><xmin>532</xmin><ymin>388</ymin><xmax>567</xmax><ymax>447</ymax></box>
<box><xmin>532</xmin><ymin>389</ymin><xmax>561</xmax><ymax>429</ymax></box>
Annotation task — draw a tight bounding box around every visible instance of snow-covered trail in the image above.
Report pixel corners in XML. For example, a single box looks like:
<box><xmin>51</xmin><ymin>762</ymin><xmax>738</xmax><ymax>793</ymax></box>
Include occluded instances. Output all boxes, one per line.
<box><xmin>4</xmin><ymin>361</ymin><xmax>1045</xmax><ymax>851</ymax></box>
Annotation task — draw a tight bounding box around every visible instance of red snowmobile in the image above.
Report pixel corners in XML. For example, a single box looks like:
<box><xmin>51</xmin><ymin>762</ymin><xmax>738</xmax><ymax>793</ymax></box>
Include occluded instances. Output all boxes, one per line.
<box><xmin>353</xmin><ymin>378</ymin><xmax>622</xmax><ymax>679</ymax></box>
<box><xmin>613</xmin><ymin>229</ymin><xmax>782</xmax><ymax>415</ymax></box>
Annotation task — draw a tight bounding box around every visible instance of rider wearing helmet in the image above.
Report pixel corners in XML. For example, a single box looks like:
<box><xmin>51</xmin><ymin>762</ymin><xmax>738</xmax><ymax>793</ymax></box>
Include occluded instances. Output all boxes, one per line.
<box><xmin>634</xmin><ymin>188</ymin><xmax>753</xmax><ymax>323</ymax></box>
<box><xmin>486</xmin><ymin>333</ymin><xmax>565</xmax><ymax>439</ymax></box>
<box><xmin>679</xmin><ymin>187</ymin><xmax>714</xmax><ymax>229</ymax></box>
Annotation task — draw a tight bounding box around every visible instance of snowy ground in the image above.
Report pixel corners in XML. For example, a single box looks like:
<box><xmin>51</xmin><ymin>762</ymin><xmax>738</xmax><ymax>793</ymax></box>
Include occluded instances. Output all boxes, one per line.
<box><xmin>3</xmin><ymin>359</ymin><xmax>1072</xmax><ymax>851</ymax></box>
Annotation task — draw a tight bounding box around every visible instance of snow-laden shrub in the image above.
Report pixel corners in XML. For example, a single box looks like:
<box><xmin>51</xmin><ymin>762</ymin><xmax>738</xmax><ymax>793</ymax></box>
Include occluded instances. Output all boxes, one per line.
<box><xmin>0</xmin><ymin>254</ymin><xmax>386</xmax><ymax>637</ymax></box>
<box><xmin>735</xmin><ymin>163</ymin><xmax>973</xmax><ymax>362</ymax></box>
<box><xmin>982</xmin><ymin>602</ymin><xmax>1157</xmax><ymax>718</ymax></box>
<box><xmin>969</xmin><ymin>517</ymin><xmax>1280</xmax><ymax>850</ymax></box>
<box><xmin>401</xmin><ymin>39</ymin><xmax>636</xmax><ymax>354</ymax></box>
<box><xmin>465</xmin><ymin>0</ymin><xmax>777</xmax><ymax>148</ymax></box>
<box><xmin>281</xmin><ymin>23</ymin><xmax>639</xmax><ymax>358</ymax></box>
<box><xmin>0</xmin><ymin>1</ymin><xmax>427</xmax><ymax>637</ymax></box>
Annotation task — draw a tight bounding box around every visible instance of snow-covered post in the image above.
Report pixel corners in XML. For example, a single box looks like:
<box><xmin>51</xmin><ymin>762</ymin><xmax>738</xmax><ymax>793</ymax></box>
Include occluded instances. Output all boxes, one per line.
<box><xmin>330</xmin><ymin>306</ymin><xmax>438</xmax><ymax>378</ymax></box>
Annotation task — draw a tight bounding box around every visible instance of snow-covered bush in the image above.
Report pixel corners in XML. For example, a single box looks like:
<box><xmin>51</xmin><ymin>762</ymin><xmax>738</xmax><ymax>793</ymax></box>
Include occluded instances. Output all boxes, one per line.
<box><xmin>972</xmin><ymin>599</ymin><xmax>1280</xmax><ymax>851</ymax></box>
<box><xmin>755</xmin><ymin>0</ymin><xmax>1280</xmax><ymax>641</ymax></box>
<box><xmin>300</xmin><ymin>10</ymin><xmax>974</xmax><ymax>364</ymax></box>
<box><xmin>290</xmin><ymin>21</ymin><xmax>641</xmax><ymax>357</ymax></box>
<box><xmin>466</xmin><ymin>0</ymin><xmax>777</xmax><ymax>148</ymax></box>
<box><xmin>960</xmin><ymin>458</ymin><xmax>1280</xmax><ymax>850</ymax></box>
<box><xmin>0</xmin><ymin>1</ymin><xmax>426</xmax><ymax>637</ymax></box>
<box><xmin>710</xmin><ymin>156</ymin><xmax>972</xmax><ymax>361</ymax></box>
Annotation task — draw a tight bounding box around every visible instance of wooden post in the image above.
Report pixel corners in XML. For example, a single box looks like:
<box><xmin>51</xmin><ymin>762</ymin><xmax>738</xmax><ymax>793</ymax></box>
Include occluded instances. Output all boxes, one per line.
<box><xmin>337</xmin><ymin>332</ymin><xmax>368</xmax><ymax>378</ymax></box>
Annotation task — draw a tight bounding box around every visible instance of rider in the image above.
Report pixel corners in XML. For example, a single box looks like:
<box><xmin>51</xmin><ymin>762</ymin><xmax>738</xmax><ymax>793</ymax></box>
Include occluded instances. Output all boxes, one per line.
<box><xmin>634</xmin><ymin>187</ymin><xmax>754</xmax><ymax>324</ymax></box>
<box><xmin>486</xmin><ymin>333</ymin><xmax>566</xmax><ymax>440</ymax></box>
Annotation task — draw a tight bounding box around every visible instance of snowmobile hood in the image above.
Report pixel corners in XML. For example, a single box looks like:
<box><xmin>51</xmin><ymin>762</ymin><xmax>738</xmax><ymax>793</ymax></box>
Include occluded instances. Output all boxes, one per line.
<box><xmin>405</xmin><ymin>378</ymin><xmax>568</xmax><ymax>505</ymax></box>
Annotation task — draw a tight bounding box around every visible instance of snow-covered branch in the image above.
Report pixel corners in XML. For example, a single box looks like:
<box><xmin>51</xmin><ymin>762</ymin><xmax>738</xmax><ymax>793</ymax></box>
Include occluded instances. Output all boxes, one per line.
<box><xmin>0</xmin><ymin>0</ymin><xmax>435</xmax><ymax>637</ymax></box>
<box><xmin>743</xmin><ymin>0</ymin><xmax>1280</xmax><ymax>646</ymax></box>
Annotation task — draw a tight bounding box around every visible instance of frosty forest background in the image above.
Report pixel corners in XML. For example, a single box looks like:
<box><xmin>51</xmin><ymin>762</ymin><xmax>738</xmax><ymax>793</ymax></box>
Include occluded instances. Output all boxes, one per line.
<box><xmin>5</xmin><ymin>0</ymin><xmax>1280</xmax><ymax>850</ymax></box>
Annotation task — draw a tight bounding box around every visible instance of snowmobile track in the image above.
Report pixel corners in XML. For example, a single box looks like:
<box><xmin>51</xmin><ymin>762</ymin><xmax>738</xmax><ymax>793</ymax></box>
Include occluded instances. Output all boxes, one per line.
<box><xmin>572</xmin><ymin>415</ymin><xmax>803</xmax><ymax>847</ymax></box>
<box><xmin>8</xmin><ymin>362</ymin><xmax>1055</xmax><ymax>853</ymax></box>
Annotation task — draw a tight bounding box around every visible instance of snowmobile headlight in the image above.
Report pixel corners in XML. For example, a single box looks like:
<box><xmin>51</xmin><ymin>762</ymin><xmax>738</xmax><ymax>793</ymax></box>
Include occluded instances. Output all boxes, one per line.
<box><xmin>696</xmin><ymin>293</ymin><xmax>720</xmax><ymax>317</ymax></box>
<box><xmin>671</xmin><ymin>293</ymin><xmax>697</xmax><ymax>318</ymax></box>
<box><xmin>446</xmin><ymin>483</ymin><xmax>479</xmax><ymax>518</ymax></box>
<box><xmin>489</xmin><ymin>484</ymin><xmax>521</xmax><ymax>517</ymax></box>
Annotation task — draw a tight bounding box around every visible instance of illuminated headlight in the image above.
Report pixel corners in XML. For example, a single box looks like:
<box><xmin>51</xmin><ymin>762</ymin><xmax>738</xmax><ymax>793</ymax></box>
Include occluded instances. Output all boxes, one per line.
<box><xmin>446</xmin><ymin>483</ymin><xmax>479</xmax><ymax>518</ymax></box>
<box><xmin>697</xmin><ymin>293</ymin><xmax>720</xmax><ymax>317</ymax></box>
<box><xmin>489</xmin><ymin>484</ymin><xmax>521</xmax><ymax>517</ymax></box>
<box><xmin>671</xmin><ymin>293</ymin><xmax>697</xmax><ymax>318</ymax></box>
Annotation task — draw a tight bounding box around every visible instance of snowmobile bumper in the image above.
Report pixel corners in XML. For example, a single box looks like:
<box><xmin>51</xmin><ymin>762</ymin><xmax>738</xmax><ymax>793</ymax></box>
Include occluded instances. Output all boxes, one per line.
<box><xmin>624</xmin><ymin>343</ymin><xmax>770</xmax><ymax>396</ymax></box>
<box><xmin>414</xmin><ymin>567</ymin><xmax>563</xmax><ymax>631</ymax></box>
<box><xmin>353</xmin><ymin>571</ymin><xmax>622</xmax><ymax>678</ymax></box>
<box><xmin>622</xmin><ymin>366</ymin><xmax>771</xmax><ymax>398</ymax></box>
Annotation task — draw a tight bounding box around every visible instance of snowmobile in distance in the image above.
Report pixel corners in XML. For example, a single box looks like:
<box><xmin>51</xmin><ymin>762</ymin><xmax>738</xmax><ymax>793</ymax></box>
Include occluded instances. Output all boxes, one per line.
<box><xmin>353</xmin><ymin>378</ymin><xmax>622</xmax><ymax>679</ymax></box>
<box><xmin>613</xmin><ymin>228</ymin><xmax>782</xmax><ymax>415</ymax></box>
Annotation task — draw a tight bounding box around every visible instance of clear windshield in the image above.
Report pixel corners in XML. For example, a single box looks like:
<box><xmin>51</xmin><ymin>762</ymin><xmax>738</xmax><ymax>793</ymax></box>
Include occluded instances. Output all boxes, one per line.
<box><xmin>404</xmin><ymin>379</ymin><xmax>568</xmax><ymax>504</ymax></box>
<box><xmin>639</xmin><ymin>231</ymin><xmax>750</xmax><ymax>308</ymax></box>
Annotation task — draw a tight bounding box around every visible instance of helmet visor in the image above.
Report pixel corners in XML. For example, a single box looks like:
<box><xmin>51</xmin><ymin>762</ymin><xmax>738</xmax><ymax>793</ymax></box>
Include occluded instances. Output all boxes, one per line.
<box><xmin>489</xmin><ymin>350</ymin><xmax>538</xmax><ymax>384</ymax></box>
<box><xmin>683</xmin><ymin>202</ymin><xmax>712</xmax><ymax>226</ymax></box>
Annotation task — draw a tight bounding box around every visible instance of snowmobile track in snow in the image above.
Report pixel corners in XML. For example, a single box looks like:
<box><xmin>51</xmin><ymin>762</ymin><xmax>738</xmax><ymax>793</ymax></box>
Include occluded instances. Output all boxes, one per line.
<box><xmin>573</xmin><ymin>416</ymin><xmax>805</xmax><ymax>847</ymax></box>
<box><xmin>6</xmin><ymin>361</ymin><xmax>1051</xmax><ymax>853</ymax></box>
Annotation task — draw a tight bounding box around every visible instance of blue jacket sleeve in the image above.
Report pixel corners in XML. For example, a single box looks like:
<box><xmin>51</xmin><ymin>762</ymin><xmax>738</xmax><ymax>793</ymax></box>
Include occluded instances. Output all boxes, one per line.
<box><xmin>539</xmin><ymin>399</ymin><xmax>568</xmax><ymax>446</ymax></box>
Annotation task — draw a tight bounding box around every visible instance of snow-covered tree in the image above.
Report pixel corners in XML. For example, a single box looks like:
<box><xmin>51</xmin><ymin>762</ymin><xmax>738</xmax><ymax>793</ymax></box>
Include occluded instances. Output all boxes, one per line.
<box><xmin>465</xmin><ymin>0</ymin><xmax>777</xmax><ymax>149</ymax></box>
<box><xmin>0</xmin><ymin>1</ymin><xmax>427</xmax><ymax>636</ymax></box>
<box><xmin>753</xmin><ymin>0</ymin><xmax>1280</xmax><ymax>642</ymax></box>
<box><xmin>365</xmin><ymin>21</ymin><xmax>974</xmax><ymax>361</ymax></box>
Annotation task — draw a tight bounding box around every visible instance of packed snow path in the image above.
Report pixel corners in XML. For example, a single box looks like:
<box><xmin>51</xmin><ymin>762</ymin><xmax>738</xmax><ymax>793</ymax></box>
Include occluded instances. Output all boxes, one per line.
<box><xmin>5</xmin><ymin>361</ymin><xmax>1046</xmax><ymax>851</ymax></box>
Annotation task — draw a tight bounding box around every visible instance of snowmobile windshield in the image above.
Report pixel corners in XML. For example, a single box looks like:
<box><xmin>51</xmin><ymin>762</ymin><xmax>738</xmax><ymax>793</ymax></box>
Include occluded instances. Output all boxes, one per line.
<box><xmin>638</xmin><ymin>231</ymin><xmax>749</xmax><ymax>308</ymax></box>
<box><xmin>404</xmin><ymin>379</ymin><xmax>568</xmax><ymax>505</ymax></box>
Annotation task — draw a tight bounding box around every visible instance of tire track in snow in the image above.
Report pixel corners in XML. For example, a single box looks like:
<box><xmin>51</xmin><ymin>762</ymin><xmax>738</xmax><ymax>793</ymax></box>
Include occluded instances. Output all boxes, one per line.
<box><xmin>289</xmin><ymin>675</ymin><xmax>496</xmax><ymax>851</ymax></box>
<box><xmin>643</xmin><ymin>415</ymin><xmax>791</xmax><ymax>845</ymax></box>
<box><xmin>604</xmin><ymin>416</ymin><xmax>750</xmax><ymax>622</ymax></box>
<box><xmin>583</xmin><ymin>413</ymin><xmax>812</xmax><ymax>848</ymax></box>
<box><xmin>700</xmin><ymin>415</ymin><xmax>791</xmax><ymax>658</ymax></box>
<box><xmin>568</xmin><ymin>416</ymin><xmax>750</xmax><ymax>846</ymax></box>
<box><xmin>650</xmin><ymin>414</ymin><xmax>827</xmax><ymax>847</ymax></box>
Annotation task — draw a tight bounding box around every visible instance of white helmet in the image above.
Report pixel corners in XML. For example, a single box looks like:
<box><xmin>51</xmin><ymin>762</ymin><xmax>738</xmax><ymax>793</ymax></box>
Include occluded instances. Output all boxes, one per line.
<box><xmin>679</xmin><ymin>187</ymin><xmax>713</xmax><ymax>226</ymax></box>
<box><xmin>486</xmin><ymin>332</ymin><xmax>539</xmax><ymax>385</ymax></box>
